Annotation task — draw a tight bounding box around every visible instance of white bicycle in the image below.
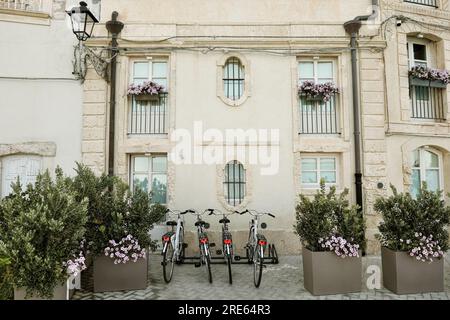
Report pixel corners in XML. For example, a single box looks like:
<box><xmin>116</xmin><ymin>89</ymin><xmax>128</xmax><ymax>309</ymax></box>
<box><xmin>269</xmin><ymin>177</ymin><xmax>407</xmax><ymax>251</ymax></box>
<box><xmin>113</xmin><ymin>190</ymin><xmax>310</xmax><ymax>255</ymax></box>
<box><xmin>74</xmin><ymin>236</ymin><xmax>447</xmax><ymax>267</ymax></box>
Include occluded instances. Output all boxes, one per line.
<box><xmin>161</xmin><ymin>208</ymin><xmax>188</xmax><ymax>283</ymax></box>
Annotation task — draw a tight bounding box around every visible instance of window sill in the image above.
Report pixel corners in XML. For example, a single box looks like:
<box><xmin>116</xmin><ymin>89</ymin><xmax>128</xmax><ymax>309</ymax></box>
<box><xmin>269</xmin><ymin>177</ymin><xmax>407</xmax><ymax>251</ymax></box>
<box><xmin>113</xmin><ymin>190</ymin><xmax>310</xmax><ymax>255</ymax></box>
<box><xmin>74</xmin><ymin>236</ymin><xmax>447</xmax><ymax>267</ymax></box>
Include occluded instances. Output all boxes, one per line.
<box><xmin>0</xmin><ymin>8</ymin><xmax>50</xmax><ymax>25</ymax></box>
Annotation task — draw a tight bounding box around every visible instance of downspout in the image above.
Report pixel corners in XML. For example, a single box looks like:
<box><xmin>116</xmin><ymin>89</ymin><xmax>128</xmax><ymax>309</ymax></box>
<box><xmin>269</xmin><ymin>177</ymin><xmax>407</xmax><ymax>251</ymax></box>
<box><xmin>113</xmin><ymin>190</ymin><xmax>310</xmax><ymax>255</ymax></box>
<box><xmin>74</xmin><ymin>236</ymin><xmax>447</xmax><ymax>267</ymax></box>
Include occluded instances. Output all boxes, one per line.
<box><xmin>343</xmin><ymin>0</ymin><xmax>378</xmax><ymax>211</ymax></box>
<box><xmin>344</xmin><ymin>20</ymin><xmax>364</xmax><ymax>213</ymax></box>
<box><xmin>105</xmin><ymin>12</ymin><xmax>124</xmax><ymax>176</ymax></box>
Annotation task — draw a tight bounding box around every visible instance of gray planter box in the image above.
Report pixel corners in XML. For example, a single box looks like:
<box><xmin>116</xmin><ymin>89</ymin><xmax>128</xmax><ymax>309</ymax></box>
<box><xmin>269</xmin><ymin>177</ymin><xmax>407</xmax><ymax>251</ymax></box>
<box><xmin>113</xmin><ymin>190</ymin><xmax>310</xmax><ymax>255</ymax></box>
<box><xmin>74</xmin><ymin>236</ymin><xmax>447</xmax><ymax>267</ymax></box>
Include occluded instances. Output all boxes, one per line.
<box><xmin>14</xmin><ymin>281</ymin><xmax>70</xmax><ymax>300</ymax></box>
<box><xmin>381</xmin><ymin>247</ymin><xmax>444</xmax><ymax>294</ymax></box>
<box><xmin>299</xmin><ymin>93</ymin><xmax>324</xmax><ymax>102</ymax></box>
<box><xmin>93</xmin><ymin>254</ymin><xmax>148</xmax><ymax>293</ymax></box>
<box><xmin>134</xmin><ymin>94</ymin><xmax>160</xmax><ymax>102</ymax></box>
<box><xmin>409</xmin><ymin>77</ymin><xmax>447</xmax><ymax>88</ymax></box>
<box><xmin>302</xmin><ymin>246</ymin><xmax>362</xmax><ymax>295</ymax></box>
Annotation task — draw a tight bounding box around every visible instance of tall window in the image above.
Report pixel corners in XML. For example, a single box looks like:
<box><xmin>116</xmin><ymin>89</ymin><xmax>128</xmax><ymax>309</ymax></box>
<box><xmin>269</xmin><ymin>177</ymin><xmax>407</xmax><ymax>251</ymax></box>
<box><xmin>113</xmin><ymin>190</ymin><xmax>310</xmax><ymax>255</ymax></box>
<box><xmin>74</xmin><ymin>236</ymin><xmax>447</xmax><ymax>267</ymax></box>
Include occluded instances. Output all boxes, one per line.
<box><xmin>1</xmin><ymin>155</ymin><xmax>42</xmax><ymax>198</ymax></box>
<box><xmin>298</xmin><ymin>60</ymin><xmax>339</xmax><ymax>134</ymax></box>
<box><xmin>411</xmin><ymin>148</ymin><xmax>442</xmax><ymax>198</ymax></box>
<box><xmin>223</xmin><ymin>57</ymin><xmax>244</xmax><ymax>101</ymax></box>
<box><xmin>301</xmin><ymin>156</ymin><xmax>337</xmax><ymax>188</ymax></box>
<box><xmin>298</xmin><ymin>61</ymin><xmax>334</xmax><ymax>84</ymax></box>
<box><xmin>224</xmin><ymin>161</ymin><xmax>246</xmax><ymax>206</ymax></box>
<box><xmin>129</xmin><ymin>60</ymin><xmax>168</xmax><ymax>134</ymax></box>
<box><xmin>132</xmin><ymin>60</ymin><xmax>168</xmax><ymax>88</ymax></box>
<box><xmin>131</xmin><ymin>155</ymin><xmax>167</xmax><ymax>204</ymax></box>
<box><xmin>407</xmin><ymin>42</ymin><xmax>428</xmax><ymax>67</ymax></box>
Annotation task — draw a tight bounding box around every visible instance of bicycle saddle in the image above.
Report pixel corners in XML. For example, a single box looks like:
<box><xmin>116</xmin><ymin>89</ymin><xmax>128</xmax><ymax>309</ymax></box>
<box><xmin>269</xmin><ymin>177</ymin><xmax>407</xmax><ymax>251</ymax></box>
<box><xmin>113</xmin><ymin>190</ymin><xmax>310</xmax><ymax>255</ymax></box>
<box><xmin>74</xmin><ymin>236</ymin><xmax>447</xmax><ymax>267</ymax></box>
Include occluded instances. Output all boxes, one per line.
<box><xmin>195</xmin><ymin>220</ymin><xmax>207</xmax><ymax>227</ymax></box>
<box><xmin>166</xmin><ymin>220</ymin><xmax>177</xmax><ymax>226</ymax></box>
<box><xmin>219</xmin><ymin>218</ymin><xmax>230</xmax><ymax>224</ymax></box>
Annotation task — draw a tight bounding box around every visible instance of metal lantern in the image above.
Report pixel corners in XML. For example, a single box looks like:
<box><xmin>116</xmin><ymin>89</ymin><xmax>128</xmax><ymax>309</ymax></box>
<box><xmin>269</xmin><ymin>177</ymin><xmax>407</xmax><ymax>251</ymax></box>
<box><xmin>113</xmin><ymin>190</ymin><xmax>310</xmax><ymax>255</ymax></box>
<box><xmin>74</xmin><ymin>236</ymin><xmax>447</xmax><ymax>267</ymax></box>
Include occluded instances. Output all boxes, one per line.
<box><xmin>67</xmin><ymin>1</ymin><xmax>99</xmax><ymax>41</ymax></box>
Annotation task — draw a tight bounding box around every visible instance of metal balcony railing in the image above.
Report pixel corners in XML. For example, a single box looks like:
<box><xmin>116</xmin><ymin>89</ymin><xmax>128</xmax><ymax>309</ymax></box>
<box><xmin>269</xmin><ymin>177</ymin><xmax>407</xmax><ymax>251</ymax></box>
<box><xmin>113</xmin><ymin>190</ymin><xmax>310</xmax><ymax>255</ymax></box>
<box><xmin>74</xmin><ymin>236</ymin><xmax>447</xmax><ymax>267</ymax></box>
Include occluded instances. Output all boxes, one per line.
<box><xmin>299</xmin><ymin>94</ymin><xmax>339</xmax><ymax>134</ymax></box>
<box><xmin>404</xmin><ymin>0</ymin><xmax>438</xmax><ymax>7</ymax></box>
<box><xmin>410</xmin><ymin>85</ymin><xmax>445</xmax><ymax>120</ymax></box>
<box><xmin>128</xmin><ymin>94</ymin><xmax>168</xmax><ymax>135</ymax></box>
<box><xmin>0</xmin><ymin>0</ymin><xmax>44</xmax><ymax>12</ymax></box>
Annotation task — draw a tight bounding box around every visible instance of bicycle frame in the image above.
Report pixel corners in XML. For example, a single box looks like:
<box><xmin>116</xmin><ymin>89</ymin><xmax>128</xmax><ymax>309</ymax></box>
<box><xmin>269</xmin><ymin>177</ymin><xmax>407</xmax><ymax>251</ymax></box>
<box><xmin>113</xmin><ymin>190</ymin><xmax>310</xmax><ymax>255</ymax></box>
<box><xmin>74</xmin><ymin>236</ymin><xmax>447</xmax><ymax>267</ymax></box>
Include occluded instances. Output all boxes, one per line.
<box><xmin>162</xmin><ymin>210</ymin><xmax>185</xmax><ymax>262</ymax></box>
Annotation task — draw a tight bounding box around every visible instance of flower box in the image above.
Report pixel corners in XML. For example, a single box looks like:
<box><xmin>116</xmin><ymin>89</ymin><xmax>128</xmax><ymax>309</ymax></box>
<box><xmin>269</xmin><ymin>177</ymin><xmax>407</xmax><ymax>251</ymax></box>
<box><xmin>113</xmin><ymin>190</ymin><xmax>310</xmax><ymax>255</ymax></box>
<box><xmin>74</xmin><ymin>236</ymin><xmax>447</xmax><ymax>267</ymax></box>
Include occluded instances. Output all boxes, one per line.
<box><xmin>409</xmin><ymin>77</ymin><xmax>447</xmax><ymax>89</ymax></box>
<box><xmin>14</xmin><ymin>276</ymin><xmax>77</xmax><ymax>300</ymax></box>
<box><xmin>299</xmin><ymin>93</ymin><xmax>324</xmax><ymax>102</ymax></box>
<box><xmin>134</xmin><ymin>93</ymin><xmax>161</xmax><ymax>102</ymax></box>
<box><xmin>93</xmin><ymin>252</ymin><xmax>148</xmax><ymax>293</ymax></box>
<box><xmin>381</xmin><ymin>247</ymin><xmax>444</xmax><ymax>294</ymax></box>
<box><xmin>302</xmin><ymin>246</ymin><xmax>362</xmax><ymax>295</ymax></box>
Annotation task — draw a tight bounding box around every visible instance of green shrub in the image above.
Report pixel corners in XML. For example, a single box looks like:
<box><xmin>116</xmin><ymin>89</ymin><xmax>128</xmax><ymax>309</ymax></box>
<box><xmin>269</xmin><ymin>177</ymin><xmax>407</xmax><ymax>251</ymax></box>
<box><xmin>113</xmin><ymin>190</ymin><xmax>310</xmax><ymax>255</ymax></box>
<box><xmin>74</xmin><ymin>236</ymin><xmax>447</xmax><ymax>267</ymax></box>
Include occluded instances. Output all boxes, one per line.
<box><xmin>0</xmin><ymin>256</ymin><xmax>13</xmax><ymax>300</ymax></box>
<box><xmin>294</xmin><ymin>180</ymin><xmax>365</xmax><ymax>255</ymax></box>
<box><xmin>70</xmin><ymin>163</ymin><xmax>165</xmax><ymax>257</ymax></box>
<box><xmin>374</xmin><ymin>184</ymin><xmax>450</xmax><ymax>258</ymax></box>
<box><xmin>0</xmin><ymin>169</ymin><xmax>87</xmax><ymax>299</ymax></box>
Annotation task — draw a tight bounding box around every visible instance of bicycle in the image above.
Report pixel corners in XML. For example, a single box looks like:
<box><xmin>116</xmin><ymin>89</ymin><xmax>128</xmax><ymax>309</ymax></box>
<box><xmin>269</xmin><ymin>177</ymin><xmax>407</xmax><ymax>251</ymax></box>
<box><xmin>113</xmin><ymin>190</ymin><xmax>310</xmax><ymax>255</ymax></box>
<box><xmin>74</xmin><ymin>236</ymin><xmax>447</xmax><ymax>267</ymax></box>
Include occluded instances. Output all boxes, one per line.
<box><xmin>193</xmin><ymin>209</ymin><xmax>213</xmax><ymax>283</ymax></box>
<box><xmin>206</xmin><ymin>208</ymin><xmax>234</xmax><ymax>284</ymax></box>
<box><xmin>239</xmin><ymin>209</ymin><xmax>276</xmax><ymax>288</ymax></box>
<box><xmin>161</xmin><ymin>208</ymin><xmax>187</xmax><ymax>283</ymax></box>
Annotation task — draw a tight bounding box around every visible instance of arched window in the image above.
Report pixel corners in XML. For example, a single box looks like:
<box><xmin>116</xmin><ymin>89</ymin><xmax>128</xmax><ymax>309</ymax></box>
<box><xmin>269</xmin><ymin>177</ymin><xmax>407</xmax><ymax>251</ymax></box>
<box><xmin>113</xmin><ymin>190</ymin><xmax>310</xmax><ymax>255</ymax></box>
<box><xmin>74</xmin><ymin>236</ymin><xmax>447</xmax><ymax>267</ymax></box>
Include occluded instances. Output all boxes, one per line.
<box><xmin>224</xmin><ymin>161</ymin><xmax>246</xmax><ymax>206</ymax></box>
<box><xmin>223</xmin><ymin>57</ymin><xmax>244</xmax><ymax>101</ymax></box>
<box><xmin>411</xmin><ymin>147</ymin><xmax>442</xmax><ymax>197</ymax></box>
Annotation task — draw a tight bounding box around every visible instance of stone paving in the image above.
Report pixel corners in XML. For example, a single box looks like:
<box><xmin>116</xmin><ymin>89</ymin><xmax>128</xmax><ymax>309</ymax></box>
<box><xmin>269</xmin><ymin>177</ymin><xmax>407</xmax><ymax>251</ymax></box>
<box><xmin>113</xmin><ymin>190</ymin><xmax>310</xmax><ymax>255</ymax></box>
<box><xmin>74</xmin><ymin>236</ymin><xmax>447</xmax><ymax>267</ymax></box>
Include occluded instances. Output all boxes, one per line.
<box><xmin>72</xmin><ymin>253</ymin><xmax>450</xmax><ymax>300</ymax></box>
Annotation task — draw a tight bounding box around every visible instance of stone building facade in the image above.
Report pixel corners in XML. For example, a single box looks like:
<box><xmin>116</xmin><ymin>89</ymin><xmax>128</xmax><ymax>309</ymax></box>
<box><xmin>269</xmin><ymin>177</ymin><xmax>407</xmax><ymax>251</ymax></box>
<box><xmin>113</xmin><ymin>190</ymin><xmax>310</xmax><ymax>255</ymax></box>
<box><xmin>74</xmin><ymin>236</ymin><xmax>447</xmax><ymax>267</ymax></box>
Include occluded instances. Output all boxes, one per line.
<box><xmin>3</xmin><ymin>1</ymin><xmax>449</xmax><ymax>255</ymax></box>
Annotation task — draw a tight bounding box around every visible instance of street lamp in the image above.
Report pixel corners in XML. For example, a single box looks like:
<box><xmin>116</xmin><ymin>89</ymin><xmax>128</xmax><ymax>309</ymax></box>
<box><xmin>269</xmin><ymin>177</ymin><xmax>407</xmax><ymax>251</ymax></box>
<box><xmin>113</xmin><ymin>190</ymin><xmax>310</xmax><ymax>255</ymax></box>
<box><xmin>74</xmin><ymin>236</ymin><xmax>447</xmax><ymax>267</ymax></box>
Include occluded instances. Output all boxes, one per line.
<box><xmin>67</xmin><ymin>1</ymin><xmax>99</xmax><ymax>41</ymax></box>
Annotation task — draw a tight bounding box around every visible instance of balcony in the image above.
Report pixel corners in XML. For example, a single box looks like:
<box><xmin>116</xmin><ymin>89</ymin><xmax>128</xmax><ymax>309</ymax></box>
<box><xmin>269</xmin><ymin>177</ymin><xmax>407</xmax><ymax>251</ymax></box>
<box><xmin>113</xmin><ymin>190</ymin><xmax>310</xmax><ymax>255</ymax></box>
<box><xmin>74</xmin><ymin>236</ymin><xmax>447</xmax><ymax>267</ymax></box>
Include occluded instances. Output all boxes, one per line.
<box><xmin>128</xmin><ymin>93</ymin><xmax>168</xmax><ymax>135</ymax></box>
<box><xmin>404</xmin><ymin>0</ymin><xmax>438</xmax><ymax>7</ymax></box>
<box><xmin>299</xmin><ymin>94</ymin><xmax>339</xmax><ymax>134</ymax></box>
<box><xmin>410</xmin><ymin>85</ymin><xmax>445</xmax><ymax>120</ymax></box>
<box><xmin>0</xmin><ymin>0</ymin><xmax>44</xmax><ymax>12</ymax></box>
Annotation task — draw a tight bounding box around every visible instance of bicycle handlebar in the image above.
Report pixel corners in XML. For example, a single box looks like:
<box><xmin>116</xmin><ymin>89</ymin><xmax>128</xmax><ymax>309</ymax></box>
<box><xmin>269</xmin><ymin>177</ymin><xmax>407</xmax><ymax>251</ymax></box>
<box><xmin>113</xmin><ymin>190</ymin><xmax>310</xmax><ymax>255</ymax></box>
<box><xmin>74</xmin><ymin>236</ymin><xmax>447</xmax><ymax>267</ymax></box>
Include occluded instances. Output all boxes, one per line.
<box><xmin>239</xmin><ymin>209</ymin><xmax>276</xmax><ymax>218</ymax></box>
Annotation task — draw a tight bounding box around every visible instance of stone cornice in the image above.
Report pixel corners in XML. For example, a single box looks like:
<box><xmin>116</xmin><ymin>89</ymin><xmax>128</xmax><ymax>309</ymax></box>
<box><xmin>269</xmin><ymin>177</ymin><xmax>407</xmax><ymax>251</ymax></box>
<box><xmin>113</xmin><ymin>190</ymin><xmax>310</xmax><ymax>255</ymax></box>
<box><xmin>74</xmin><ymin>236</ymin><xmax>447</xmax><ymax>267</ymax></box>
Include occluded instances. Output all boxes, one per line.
<box><xmin>0</xmin><ymin>142</ymin><xmax>56</xmax><ymax>157</ymax></box>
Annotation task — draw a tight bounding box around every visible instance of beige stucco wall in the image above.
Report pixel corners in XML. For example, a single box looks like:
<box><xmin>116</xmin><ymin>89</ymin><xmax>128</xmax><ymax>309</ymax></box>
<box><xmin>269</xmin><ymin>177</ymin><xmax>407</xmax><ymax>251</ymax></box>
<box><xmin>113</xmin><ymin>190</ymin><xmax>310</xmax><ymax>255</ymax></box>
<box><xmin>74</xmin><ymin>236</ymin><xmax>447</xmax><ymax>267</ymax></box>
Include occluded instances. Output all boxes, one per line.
<box><xmin>0</xmin><ymin>0</ymin><xmax>83</xmax><ymax>190</ymax></box>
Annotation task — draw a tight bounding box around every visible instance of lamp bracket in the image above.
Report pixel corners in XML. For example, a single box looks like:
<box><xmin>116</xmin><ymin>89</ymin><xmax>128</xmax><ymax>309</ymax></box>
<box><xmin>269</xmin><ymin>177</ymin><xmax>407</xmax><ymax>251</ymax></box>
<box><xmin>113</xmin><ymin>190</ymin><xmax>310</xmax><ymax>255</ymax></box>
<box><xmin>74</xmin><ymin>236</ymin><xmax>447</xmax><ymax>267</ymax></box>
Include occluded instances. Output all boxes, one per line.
<box><xmin>72</xmin><ymin>44</ymin><xmax>112</xmax><ymax>82</ymax></box>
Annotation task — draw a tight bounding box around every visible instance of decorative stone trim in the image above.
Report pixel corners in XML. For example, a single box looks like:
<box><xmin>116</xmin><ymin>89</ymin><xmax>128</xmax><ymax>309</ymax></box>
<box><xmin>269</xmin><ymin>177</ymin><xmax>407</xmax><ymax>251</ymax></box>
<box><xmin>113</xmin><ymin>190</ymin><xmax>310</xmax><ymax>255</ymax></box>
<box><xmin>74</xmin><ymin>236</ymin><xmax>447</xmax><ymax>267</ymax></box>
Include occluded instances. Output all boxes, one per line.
<box><xmin>216</xmin><ymin>53</ymin><xmax>251</xmax><ymax>107</ymax></box>
<box><xmin>400</xmin><ymin>138</ymin><xmax>450</xmax><ymax>189</ymax></box>
<box><xmin>0</xmin><ymin>142</ymin><xmax>56</xmax><ymax>157</ymax></box>
<box><xmin>216</xmin><ymin>161</ymin><xmax>252</xmax><ymax>212</ymax></box>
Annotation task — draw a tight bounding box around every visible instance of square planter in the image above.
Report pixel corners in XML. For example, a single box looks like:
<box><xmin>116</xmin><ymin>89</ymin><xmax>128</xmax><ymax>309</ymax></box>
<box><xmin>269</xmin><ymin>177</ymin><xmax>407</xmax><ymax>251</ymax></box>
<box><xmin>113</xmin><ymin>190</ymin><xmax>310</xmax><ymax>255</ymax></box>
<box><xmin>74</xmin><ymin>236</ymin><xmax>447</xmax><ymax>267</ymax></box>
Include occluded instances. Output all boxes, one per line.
<box><xmin>302</xmin><ymin>246</ymin><xmax>362</xmax><ymax>295</ymax></box>
<box><xmin>14</xmin><ymin>280</ymin><xmax>71</xmax><ymax>300</ymax></box>
<box><xmin>93</xmin><ymin>254</ymin><xmax>148</xmax><ymax>293</ymax></box>
<box><xmin>134</xmin><ymin>94</ymin><xmax>160</xmax><ymax>103</ymax></box>
<box><xmin>381</xmin><ymin>247</ymin><xmax>444</xmax><ymax>294</ymax></box>
<box><xmin>409</xmin><ymin>77</ymin><xmax>447</xmax><ymax>88</ymax></box>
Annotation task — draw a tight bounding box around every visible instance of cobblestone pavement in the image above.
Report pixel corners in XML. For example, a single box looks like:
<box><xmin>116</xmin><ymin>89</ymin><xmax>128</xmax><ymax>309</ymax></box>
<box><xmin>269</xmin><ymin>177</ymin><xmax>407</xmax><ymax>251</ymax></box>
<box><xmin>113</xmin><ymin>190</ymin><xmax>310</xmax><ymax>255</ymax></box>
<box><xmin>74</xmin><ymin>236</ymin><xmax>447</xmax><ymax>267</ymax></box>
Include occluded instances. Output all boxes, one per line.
<box><xmin>72</xmin><ymin>253</ymin><xmax>450</xmax><ymax>300</ymax></box>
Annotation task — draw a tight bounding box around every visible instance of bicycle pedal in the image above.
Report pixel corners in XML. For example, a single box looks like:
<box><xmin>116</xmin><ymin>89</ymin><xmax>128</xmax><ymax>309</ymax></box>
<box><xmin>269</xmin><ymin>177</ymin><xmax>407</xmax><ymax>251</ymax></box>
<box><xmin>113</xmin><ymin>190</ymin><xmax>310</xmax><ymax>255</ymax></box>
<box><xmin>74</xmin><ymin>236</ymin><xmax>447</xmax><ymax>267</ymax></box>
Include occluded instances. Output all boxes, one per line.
<box><xmin>182</xmin><ymin>243</ymin><xmax>188</xmax><ymax>248</ymax></box>
<box><xmin>234</xmin><ymin>255</ymin><xmax>241</xmax><ymax>261</ymax></box>
<box><xmin>194</xmin><ymin>263</ymin><xmax>201</xmax><ymax>268</ymax></box>
<box><xmin>160</xmin><ymin>261</ymin><xmax>166</xmax><ymax>266</ymax></box>
<box><xmin>210</xmin><ymin>243</ymin><xmax>216</xmax><ymax>248</ymax></box>
<box><xmin>216</xmin><ymin>249</ymin><xmax>222</xmax><ymax>255</ymax></box>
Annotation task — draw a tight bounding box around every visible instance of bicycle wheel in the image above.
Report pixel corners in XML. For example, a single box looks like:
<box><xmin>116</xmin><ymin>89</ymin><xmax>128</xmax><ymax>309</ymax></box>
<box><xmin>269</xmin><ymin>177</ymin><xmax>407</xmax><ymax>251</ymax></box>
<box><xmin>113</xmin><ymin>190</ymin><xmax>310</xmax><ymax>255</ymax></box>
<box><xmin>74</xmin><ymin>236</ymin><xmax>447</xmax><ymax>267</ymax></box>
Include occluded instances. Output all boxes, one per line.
<box><xmin>162</xmin><ymin>241</ymin><xmax>175</xmax><ymax>283</ymax></box>
<box><xmin>204</xmin><ymin>250</ymin><xmax>213</xmax><ymax>284</ymax></box>
<box><xmin>253</xmin><ymin>244</ymin><xmax>263</xmax><ymax>288</ymax></box>
<box><xmin>246</xmin><ymin>229</ymin><xmax>254</xmax><ymax>264</ymax></box>
<box><xmin>226</xmin><ymin>254</ymin><xmax>233</xmax><ymax>284</ymax></box>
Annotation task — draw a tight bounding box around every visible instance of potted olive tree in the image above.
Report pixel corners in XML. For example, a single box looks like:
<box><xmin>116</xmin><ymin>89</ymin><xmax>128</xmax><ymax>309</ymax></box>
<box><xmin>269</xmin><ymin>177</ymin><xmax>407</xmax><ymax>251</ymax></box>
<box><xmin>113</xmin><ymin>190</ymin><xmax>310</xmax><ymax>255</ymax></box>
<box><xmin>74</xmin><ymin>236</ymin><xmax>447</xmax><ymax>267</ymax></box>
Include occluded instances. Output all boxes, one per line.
<box><xmin>374</xmin><ymin>184</ymin><xmax>450</xmax><ymax>294</ymax></box>
<box><xmin>294</xmin><ymin>180</ymin><xmax>365</xmax><ymax>295</ymax></box>
<box><xmin>71</xmin><ymin>164</ymin><xmax>165</xmax><ymax>293</ymax></box>
<box><xmin>0</xmin><ymin>169</ymin><xmax>88</xmax><ymax>300</ymax></box>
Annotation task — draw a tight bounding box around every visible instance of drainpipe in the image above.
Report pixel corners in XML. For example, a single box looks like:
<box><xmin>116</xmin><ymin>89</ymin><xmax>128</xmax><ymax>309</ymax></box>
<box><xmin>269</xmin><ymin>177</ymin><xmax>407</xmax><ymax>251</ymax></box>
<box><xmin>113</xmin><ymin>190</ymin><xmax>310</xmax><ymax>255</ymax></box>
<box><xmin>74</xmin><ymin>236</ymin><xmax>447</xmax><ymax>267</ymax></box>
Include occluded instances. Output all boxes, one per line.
<box><xmin>105</xmin><ymin>12</ymin><xmax>124</xmax><ymax>176</ymax></box>
<box><xmin>343</xmin><ymin>0</ymin><xmax>378</xmax><ymax>211</ymax></box>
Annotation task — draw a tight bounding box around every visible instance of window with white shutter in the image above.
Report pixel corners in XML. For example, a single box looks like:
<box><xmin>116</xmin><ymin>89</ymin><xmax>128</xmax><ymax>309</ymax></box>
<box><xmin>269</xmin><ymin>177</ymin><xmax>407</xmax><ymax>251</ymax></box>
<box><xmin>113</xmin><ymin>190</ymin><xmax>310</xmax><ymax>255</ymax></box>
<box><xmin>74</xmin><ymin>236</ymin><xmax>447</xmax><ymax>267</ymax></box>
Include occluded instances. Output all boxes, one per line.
<box><xmin>1</xmin><ymin>155</ymin><xmax>42</xmax><ymax>198</ymax></box>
